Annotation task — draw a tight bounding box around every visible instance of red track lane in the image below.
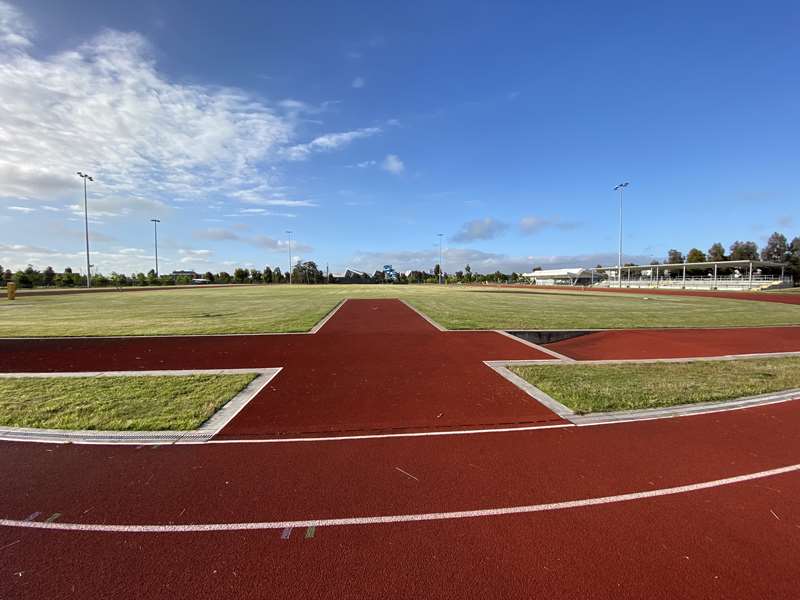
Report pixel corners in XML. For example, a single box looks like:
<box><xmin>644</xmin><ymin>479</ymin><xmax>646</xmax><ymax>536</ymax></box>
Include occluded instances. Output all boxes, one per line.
<box><xmin>0</xmin><ymin>300</ymin><xmax>563</xmax><ymax>435</ymax></box>
<box><xmin>547</xmin><ymin>326</ymin><xmax>800</xmax><ymax>360</ymax></box>
<box><xmin>3</xmin><ymin>298</ymin><xmax>800</xmax><ymax>598</ymax></box>
<box><xmin>2</xmin><ymin>402</ymin><xmax>800</xmax><ymax>598</ymax></box>
<box><xmin>482</xmin><ymin>283</ymin><xmax>800</xmax><ymax>305</ymax></box>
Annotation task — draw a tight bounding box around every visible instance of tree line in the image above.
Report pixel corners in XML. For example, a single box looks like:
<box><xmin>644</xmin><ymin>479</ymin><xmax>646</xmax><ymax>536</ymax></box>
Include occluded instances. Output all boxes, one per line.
<box><xmin>4</xmin><ymin>232</ymin><xmax>798</xmax><ymax>289</ymax></box>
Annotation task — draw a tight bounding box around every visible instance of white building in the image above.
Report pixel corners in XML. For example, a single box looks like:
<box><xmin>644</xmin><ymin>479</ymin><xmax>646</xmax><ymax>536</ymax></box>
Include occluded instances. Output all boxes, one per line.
<box><xmin>521</xmin><ymin>268</ymin><xmax>595</xmax><ymax>286</ymax></box>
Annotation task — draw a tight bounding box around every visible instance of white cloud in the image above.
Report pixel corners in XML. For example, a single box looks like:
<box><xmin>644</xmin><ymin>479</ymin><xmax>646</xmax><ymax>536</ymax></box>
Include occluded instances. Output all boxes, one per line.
<box><xmin>451</xmin><ymin>218</ymin><xmax>508</xmax><ymax>242</ymax></box>
<box><xmin>0</xmin><ymin>1</ymin><xmax>32</xmax><ymax>48</ymax></box>
<box><xmin>230</xmin><ymin>187</ymin><xmax>318</xmax><ymax>207</ymax></box>
<box><xmin>352</xmin><ymin>76</ymin><xmax>365</xmax><ymax>88</ymax></box>
<box><xmin>285</xmin><ymin>127</ymin><xmax>381</xmax><ymax>160</ymax></box>
<box><xmin>519</xmin><ymin>216</ymin><xmax>579</xmax><ymax>235</ymax></box>
<box><xmin>7</xmin><ymin>205</ymin><xmax>34</xmax><ymax>213</ymax></box>
<box><xmin>346</xmin><ymin>160</ymin><xmax>376</xmax><ymax>169</ymax></box>
<box><xmin>381</xmin><ymin>154</ymin><xmax>404</xmax><ymax>174</ymax></box>
<box><xmin>0</xmin><ymin>14</ymin><xmax>293</xmax><ymax>211</ymax></box>
<box><xmin>347</xmin><ymin>247</ymin><xmax>655</xmax><ymax>275</ymax></box>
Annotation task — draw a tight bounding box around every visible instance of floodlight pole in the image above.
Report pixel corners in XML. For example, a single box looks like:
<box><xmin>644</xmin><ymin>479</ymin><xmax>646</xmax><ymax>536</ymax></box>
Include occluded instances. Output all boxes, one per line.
<box><xmin>151</xmin><ymin>219</ymin><xmax>161</xmax><ymax>278</ymax></box>
<box><xmin>286</xmin><ymin>230</ymin><xmax>293</xmax><ymax>284</ymax></box>
<box><xmin>77</xmin><ymin>172</ymin><xmax>94</xmax><ymax>288</ymax></box>
<box><xmin>437</xmin><ymin>233</ymin><xmax>444</xmax><ymax>284</ymax></box>
<box><xmin>614</xmin><ymin>182</ymin><xmax>629</xmax><ymax>288</ymax></box>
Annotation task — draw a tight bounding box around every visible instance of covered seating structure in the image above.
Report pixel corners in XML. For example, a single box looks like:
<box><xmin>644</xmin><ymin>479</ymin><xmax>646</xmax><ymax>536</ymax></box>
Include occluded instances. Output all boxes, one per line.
<box><xmin>593</xmin><ymin>260</ymin><xmax>791</xmax><ymax>291</ymax></box>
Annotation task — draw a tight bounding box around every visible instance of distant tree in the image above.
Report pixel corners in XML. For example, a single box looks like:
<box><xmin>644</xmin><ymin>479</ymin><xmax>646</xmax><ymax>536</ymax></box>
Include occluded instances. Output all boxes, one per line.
<box><xmin>203</xmin><ymin>271</ymin><xmax>215</xmax><ymax>283</ymax></box>
<box><xmin>761</xmin><ymin>232</ymin><xmax>789</xmax><ymax>262</ymax></box>
<box><xmin>147</xmin><ymin>269</ymin><xmax>160</xmax><ymax>286</ymax></box>
<box><xmin>217</xmin><ymin>271</ymin><xmax>231</xmax><ymax>284</ymax></box>
<box><xmin>250</xmin><ymin>269</ymin><xmax>263</xmax><ymax>283</ymax></box>
<box><xmin>135</xmin><ymin>272</ymin><xmax>148</xmax><ymax>286</ymax></box>
<box><xmin>433</xmin><ymin>264</ymin><xmax>441</xmax><ymax>278</ymax></box>
<box><xmin>42</xmin><ymin>266</ymin><xmax>55</xmax><ymax>286</ymax></box>
<box><xmin>729</xmin><ymin>241</ymin><xmax>759</xmax><ymax>261</ymax></box>
<box><xmin>263</xmin><ymin>267</ymin><xmax>273</xmax><ymax>283</ymax></box>
<box><xmin>707</xmin><ymin>242</ymin><xmax>726</xmax><ymax>262</ymax></box>
<box><xmin>788</xmin><ymin>237</ymin><xmax>800</xmax><ymax>283</ymax></box>
<box><xmin>666</xmin><ymin>249</ymin><xmax>685</xmax><ymax>264</ymax></box>
<box><xmin>455</xmin><ymin>270</ymin><xmax>464</xmax><ymax>282</ymax></box>
<box><xmin>686</xmin><ymin>248</ymin><xmax>706</xmax><ymax>263</ymax></box>
<box><xmin>233</xmin><ymin>268</ymin><xmax>249</xmax><ymax>283</ymax></box>
<box><xmin>13</xmin><ymin>270</ymin><xmax>33</xmax><ymax>288</ymax></box>
<box><xmin>273</xmin><ymin>267</ymin><xmax>283</xmax><ymax>283</ymax></box>
<box><xmin>2</xmin><ymin>269</ymin><xmax>13</xmax><ymax>286</ymax></box>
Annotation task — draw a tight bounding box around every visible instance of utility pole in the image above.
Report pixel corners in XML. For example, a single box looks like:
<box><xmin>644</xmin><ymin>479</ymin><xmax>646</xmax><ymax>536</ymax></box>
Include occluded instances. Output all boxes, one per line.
<box><xmin>286</xmin><ymin>230</ymin><xmax>293</xmax><ymax>284</ymax></box>
<box><xmin>151</xmin><ymin>219</ymin><xmax>161</xmax><ymax>278</ymax></box>
<box><xmin>613</xmin><ymin>182</ymin><xmax>629</xmax><ymax>288</ymax></box>
<box><xmin>437</xmin><ymin>233</ymin><xmax>444</xmax><ymax>284</ymax></box>
<box><xmin>77</xmin><ymin>172</ymin><xmax>94</xmax><ymax>287</ymax></box>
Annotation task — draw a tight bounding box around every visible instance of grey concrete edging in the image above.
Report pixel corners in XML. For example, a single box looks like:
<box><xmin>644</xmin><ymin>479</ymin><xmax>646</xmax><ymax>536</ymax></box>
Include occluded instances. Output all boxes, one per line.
<box><xmin>0</xmin><ymin>368</ymin><xmax>281</xmax><ymax>444</ymax></box>
<box><xmin>487</xmin><ymin>358</ymin><xmax>800</xmax><ymax>425</ymax></box>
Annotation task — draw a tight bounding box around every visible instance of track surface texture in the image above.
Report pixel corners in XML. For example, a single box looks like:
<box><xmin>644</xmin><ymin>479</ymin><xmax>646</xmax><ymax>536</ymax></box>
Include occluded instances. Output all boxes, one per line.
<box><xmin>2</xmin><ymin>298</ymin><xmax>800</xmax><ymax>598</ymax></box>
<box><xmin>546</xmin><ymin>326</ymin><xmax>800</xmax><ymax>360</ymax></box>
<box><xmin>0</xmin><ymin>300</ymin><xmax>562</xmax><ymax>435</ymax></box>
<box><xmin>482</xmin><ymin>283</ymin><xmax>800</xmax><ymax>305</ymax></box>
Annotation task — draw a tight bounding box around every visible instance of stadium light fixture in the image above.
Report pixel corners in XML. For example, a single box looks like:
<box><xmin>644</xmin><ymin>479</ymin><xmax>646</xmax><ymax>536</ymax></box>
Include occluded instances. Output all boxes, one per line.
<box><xmin>77</xmin><ymin>172</ymin><xmax>94</xmax><ymax>288</ymax></box>
<box><xmin>613</xmin><ymin>182</ymin><xmax>629</xmax><ymax>288</ymax></box>
<box><xmin>151</xmin><ymin>219</ymin><xmax>161</xmax><ymax>278</ymax></box>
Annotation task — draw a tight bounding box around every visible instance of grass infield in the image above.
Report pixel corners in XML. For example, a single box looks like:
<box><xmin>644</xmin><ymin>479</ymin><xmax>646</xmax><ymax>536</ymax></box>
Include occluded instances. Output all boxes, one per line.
<box><xmin>2</xmin><ymin>285</ymin><xmax>800</xmax><ymax>337</ymax></box>
<box><xmin>510</xmin><ymin>357</ymin><xmax>800</xmax><ymax>414</ymax></box>
<box><xmin>0</xmin><ymin>374</ymin><xmax>257</xmax><ymax>430</ymax></box>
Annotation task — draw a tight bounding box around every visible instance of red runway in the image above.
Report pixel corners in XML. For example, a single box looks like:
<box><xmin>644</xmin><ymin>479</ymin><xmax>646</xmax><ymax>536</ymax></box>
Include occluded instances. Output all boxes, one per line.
<box><xmin>482</xmin><ymin>283</ymin><xmax>800</xmax><ymax>305</ymax></box>
<box><xmin>547</xmin><ymin>326</ymin><xmax>800</xmax><ymax>360</ymax></box>
<box><xmin>2</xmin><ymin>299</ymin><xmax>800</xmax><ymax>598</ymax></box>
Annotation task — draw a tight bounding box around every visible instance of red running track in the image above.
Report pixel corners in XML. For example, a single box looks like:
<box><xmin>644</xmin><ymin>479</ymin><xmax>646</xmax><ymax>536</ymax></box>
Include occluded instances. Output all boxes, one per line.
<box><xmin>481</xmin><ymin>283</ymin><xmax>800</xmax><ymax>305</ymax></box>
<box><xmin>3</xmin><ymin>298</ymin><xmax>800</xmax><ymax>598</ymax></box>
<box><xmin>2</xmin><ymin>402</ymin><xmax>800</xmax><ymax>598</ymax></box>
<box><xmin>0</xmin><ymin>299</ymin><xmax>563</xmax><ymax>435</ymax></box>
<box><xmin>547</xmin><ymin>326</ymin><xmax>800</xmax><ymax>360</ymax></box>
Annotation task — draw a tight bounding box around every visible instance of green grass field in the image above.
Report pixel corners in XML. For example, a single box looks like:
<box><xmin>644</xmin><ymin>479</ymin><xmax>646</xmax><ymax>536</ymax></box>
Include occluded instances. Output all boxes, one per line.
<box><xmin>0</xmin><ymin>374</ymin><xmax>256</xmax><ymax>430</ymax></box>
<box><xmin>2</xmin><ymin>284</ymin><xmax>800</xmax><ymax>337</ymax></box>
<box><xmin>510</xmin><ymin>357</ymin><xmax>800</xmax><ymax>413</ymax></box>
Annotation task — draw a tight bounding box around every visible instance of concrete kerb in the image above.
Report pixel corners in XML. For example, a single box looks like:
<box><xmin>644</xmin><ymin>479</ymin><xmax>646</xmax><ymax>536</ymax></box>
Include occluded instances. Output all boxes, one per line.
<box><xmin>0</xmin><ymin>368</ymin><xmax>281</xmax><ymax>444</ymax></box>
<box><xmin>0</xmin><ymin>299</ymin><xmax>348</xmax><ymax>341</ymax></box>
<box><xmin>486</xmin><ymin>352</ymin><xmax>800</xmax><ymax>425</ymax></box>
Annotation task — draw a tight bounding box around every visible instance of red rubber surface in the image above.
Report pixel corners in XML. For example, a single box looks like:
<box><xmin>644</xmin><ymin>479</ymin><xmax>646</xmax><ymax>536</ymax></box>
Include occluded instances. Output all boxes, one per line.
<box><xmin>0</xmin><ymin>299</ymin><xmax>563</xmax><ymax>435</ymax></box>
<box><xmin>2</xmin><ymin>298</ymin><xmax>800</xmax><ymax>598</ymax></box>
<box><xmin>481</xmin><ymin>283</ymin><xmax>800</xmax><ymax>305</ymax></box>
<box><xmin>547</xmin><ymin>326</ymin><xmax>800</xmax><ymax>360</ymax></box>
<box><xmin>2</xmin><ymin>403</ymin><xmax>800</xmax><ymax>598</ymax></box>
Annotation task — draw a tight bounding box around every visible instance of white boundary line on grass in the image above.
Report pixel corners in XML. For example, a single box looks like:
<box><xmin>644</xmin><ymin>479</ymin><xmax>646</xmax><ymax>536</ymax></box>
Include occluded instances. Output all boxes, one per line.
<box><xmin>397</xmin><ymin>299</ymin><xmax>447</xmax><ymax>331</ymax></box>
<box><xmin>1</xmin><ymin>462</ymin><xmax>798</xmax><ymax>533</ymax></box>
<box><xmin>0</xmin><ymin>368</ymin><xmax>281</xmax><ymax>444</ymax></box>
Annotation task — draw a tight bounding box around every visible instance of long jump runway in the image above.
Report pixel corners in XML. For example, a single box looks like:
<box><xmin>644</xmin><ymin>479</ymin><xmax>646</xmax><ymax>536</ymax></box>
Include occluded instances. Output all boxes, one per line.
<box><xmin>2</xmin><ymin>299</ymin><xmax>800</xmax><ymax>598</ymax></box>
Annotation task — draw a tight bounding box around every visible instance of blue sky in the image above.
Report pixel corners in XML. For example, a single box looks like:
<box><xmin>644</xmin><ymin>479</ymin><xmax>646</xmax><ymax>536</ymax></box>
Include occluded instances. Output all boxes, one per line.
<box><xmin>1</xmin><ymin>0</ymin><xmax>798</xmax><ymax>275</ymax></box>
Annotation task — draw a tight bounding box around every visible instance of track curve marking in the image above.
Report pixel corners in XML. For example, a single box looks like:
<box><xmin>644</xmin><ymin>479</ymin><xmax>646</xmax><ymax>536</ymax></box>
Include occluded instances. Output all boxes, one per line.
<box><xmin>2</xmin><ymin>462</ymin><xmax>797</xmax><ymax>533</ymax></box>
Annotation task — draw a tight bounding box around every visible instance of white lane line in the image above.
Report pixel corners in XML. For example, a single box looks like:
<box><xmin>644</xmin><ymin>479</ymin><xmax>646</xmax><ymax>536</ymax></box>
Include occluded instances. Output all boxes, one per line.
<box><xmin>397</xmin><ymin>299</ymin><xmax>447</xmax><ymax>331</ymax></box>
<box><xmin>1</xmin><ymin>463</ymin><xmax>798</xmax><ymax>533</ymax></box>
